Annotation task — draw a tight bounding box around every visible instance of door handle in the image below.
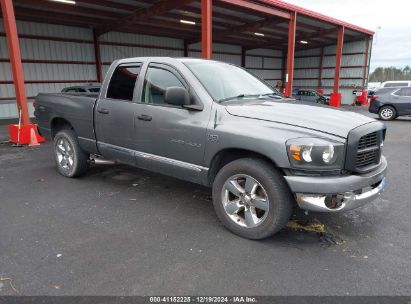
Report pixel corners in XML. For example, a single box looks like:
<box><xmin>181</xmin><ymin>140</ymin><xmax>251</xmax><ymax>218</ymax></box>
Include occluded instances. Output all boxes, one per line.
<box><xmin>98</xmin><ymin>108</ymin><xmax>110</xmax><ymax>114</ymax></box>
<box><xmin>137</xmin><ymin>114</ymin><xmax>152</xmax><ymax>121</ymax></box>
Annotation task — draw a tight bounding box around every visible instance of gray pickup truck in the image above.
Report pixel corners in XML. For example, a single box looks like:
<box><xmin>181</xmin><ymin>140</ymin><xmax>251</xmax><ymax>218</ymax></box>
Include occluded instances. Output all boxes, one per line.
<box><xmin>34</xmin><ymin>57</ymin><xmax>387</xmax><ymax>239</ymax></box>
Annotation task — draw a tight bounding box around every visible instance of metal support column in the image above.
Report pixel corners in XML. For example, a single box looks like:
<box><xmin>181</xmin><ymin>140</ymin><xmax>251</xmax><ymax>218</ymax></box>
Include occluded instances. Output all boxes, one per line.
<box><xmin>184</xmin><ymin>40</ymin><xmax>189</xmax><ymax>57</ymax></box>
<box><xmin>201</xmin><ymin>0</ymin><xmax>212</xmax><ymax>59</ymax></box>
<box><xmin>241</xmin><ymin>47</ymin><xmax>246</xmax><ymax>67</ymax></box>
<box><xmin>1</xmin><ymin>0</ymin><xmax>30</xmax><ymax>125</ymax></box>
<box><xmin>318</xmin><ymin>46</ymin><xmax>324</xmax><ymax>89</ymax></box>
<box><xmin>362</xmin><ymin>37</ymin><xmax>370</xmax><ymax>88</ymax></box>
<box><xmin>333</xmin><ymin>26</ymin><xmax>345</xmax><ymax>94</ymax></box>
<box><xmin>285</xmin><ymin>12</ymin><xmax>296</xmax><ymax>97</ymax></box>
<box><xmin>93</xmin><ymin>29</ymin><xmax>102</xmax><ymax>83</ymax></box>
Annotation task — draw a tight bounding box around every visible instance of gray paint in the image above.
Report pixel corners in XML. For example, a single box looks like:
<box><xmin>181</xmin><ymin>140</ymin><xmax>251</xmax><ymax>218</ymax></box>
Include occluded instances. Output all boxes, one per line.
<box><xmin>35</xmin><ymin>57</ymin><xmax>387</xmax><ymax>210</ymax></box>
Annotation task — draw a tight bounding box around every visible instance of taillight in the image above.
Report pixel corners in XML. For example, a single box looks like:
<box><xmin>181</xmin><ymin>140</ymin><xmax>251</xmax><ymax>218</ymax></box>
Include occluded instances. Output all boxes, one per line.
<box><xmin>370</xmin><ymin>95</ymin><xmax>378</xmax><ymax>101</ymax></box>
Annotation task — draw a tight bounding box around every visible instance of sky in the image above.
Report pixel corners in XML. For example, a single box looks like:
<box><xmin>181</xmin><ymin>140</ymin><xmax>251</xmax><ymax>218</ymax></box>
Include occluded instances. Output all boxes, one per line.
<box><xmin>283</xmin><ymin>0</ymin><xmax>411</xmax><ymax>72</ymax></box>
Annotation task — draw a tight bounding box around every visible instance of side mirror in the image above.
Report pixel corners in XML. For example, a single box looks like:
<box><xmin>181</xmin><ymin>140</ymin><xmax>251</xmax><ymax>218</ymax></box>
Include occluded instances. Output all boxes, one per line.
<box><xmin>164</xmin><ymin>87</ymin><xmax>190</xmax><ymax>106</ymax></box>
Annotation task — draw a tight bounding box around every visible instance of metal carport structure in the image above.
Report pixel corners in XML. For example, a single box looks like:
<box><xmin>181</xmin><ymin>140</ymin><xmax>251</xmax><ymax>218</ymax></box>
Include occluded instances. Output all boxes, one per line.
<box><xmin>0</xmin><ymin>0</ymin><xmax>374</xmax><ymax>143</ymax></box>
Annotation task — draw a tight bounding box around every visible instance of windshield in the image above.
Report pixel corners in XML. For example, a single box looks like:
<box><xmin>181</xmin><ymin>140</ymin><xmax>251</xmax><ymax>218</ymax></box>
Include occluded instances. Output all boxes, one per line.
<box><xmin>183</xmin><ymin>60</ymin><xmax>276</xmax><ymax>102</ymax></box>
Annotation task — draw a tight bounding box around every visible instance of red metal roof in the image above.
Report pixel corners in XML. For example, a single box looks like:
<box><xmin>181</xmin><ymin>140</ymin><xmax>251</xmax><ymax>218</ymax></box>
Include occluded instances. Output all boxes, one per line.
<box><xmin>258</xmin><ymin>0</ymin><xmax>375</xmax><ymax>36</ymax></box>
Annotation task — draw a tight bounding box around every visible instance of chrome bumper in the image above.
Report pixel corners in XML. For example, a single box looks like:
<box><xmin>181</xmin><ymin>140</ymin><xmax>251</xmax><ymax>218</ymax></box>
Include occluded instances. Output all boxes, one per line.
<box><xmin>285</xmin><ymin>156</ymin><xmax>387</xmax><ymax>212</ymax></box>
<box><xmin>295</xmin><ymin>177</ymin><xmax>386</xmax><ymax>212</ymax></box>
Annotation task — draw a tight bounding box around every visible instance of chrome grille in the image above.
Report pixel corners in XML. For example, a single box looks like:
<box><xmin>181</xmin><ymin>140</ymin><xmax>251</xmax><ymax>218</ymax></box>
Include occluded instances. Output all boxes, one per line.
<box><xmin>356</xmin><ymin>132</ymin><xmax>380</xmax><ymax>169</ymax></box>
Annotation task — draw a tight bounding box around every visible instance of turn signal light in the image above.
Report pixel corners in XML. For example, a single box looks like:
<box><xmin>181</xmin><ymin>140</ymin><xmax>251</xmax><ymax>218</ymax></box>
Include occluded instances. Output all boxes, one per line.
<box><xmin>290</xmin><ymin>145</ymin><xmax>301</xmax><ymax>161</ymax></box>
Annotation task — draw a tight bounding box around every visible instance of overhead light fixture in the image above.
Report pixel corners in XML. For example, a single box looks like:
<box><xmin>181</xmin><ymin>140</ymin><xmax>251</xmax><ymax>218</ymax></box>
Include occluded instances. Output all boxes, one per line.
<box><xmin>180</xmin><ymin>19</ymin><xmax>196</xmax><ymax>25</ymax></box>
<box><xmin>50</xmin><ymin>0</ymin><xmax>76</xmax><ymax>4</ymax></box>
<box><xmin>254</xmin><ymin>32</ymin><xmax>265</xmax><ymax>37</ymax></box>
<box><xmin>300</xmin><ymin>40</ymin><xmax>309</xmax><ymax>44</ymax></box>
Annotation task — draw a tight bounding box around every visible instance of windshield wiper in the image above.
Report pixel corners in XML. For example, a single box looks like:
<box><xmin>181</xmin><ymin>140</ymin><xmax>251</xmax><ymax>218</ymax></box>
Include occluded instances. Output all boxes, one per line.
<box><xmin>260</xmin><ymin>92</ymin><xmax>283</xmax><ymax>98</ymax></box>
<box><xmin>218</xmin><ymin>94</ymin><xmax>260</xmax><ymax>103</ymax></box>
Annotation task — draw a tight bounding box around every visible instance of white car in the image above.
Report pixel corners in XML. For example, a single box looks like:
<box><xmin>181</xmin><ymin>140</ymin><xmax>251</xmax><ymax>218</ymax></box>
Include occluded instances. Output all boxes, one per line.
<box><xmin>381</xmin><ymin>80</ymin><xmax>411</xmax><ymax>88</ymax></box>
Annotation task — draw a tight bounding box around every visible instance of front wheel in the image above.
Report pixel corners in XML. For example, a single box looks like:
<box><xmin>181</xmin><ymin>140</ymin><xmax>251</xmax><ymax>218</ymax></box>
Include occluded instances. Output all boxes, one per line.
<box><xmin>54</xmin><ymin>129</ymin><xmax>89</xmax><ymax>177</ymax></box>
<box><xmin>379</xmin><ymin>105</ymin><xmax>396</xmax><ymax>121</ymax></box>
<box><xmin>212</xmin><ymin>158</ymin><xmax>293</xmax><ymax>239</ymax></box>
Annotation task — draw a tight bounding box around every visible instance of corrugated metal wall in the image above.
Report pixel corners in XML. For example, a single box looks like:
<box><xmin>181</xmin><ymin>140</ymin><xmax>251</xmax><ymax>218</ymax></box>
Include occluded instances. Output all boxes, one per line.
<box><xmin>0</xmin><ymin>19</ymin><xmax>97</xmax><ymax>119</ymax></box>
<box><xmin>294</xmin><ymin>40</ymin><xmax>369</xmax><ymax>104</ymax></box>
<box><xmin>1</xmin><ymin>20</ymin><xmax>283</xmax><ymax>119</ymax></box>
<box><xmin>99</xmin><ymin>31</ymin><xmax>185</xmax><ymax>77</ymax></box>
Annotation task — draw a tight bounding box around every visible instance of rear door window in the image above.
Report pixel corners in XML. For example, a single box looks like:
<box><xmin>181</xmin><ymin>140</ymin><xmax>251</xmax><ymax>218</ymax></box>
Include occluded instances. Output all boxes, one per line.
<box><xmin>107</xmin><ymin>64</ymin><xmax>142</xmax><ymax>101</ymax></box>
<box><xmin>396</xmin><ymin>87</ymin><xmax>411</xmax><ymax>97</ymax></box>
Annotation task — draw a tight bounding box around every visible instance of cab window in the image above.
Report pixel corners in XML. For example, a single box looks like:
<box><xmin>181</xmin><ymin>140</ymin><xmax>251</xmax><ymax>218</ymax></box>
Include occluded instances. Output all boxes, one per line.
<box><xmin>142</xmin><ymin>66</ymin><xmax>185</xmax><ymax>105</ymax></box>
<box><xmin>107</xmin><ymin>64</ymin><xmax>142</xmax><ymax>101</ymax></box>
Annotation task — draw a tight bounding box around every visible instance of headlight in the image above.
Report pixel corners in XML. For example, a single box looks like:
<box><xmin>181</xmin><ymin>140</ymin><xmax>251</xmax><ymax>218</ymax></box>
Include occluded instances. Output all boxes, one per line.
<box><xmin>286</xmin><ymin>138</ymin><xmax>345</xmax><ymax>170</ymax></box>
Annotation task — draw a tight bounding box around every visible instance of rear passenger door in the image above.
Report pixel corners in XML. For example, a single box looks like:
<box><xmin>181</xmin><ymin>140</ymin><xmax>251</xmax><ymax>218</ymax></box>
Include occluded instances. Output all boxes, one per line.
<box><xmin>95</xmin><ymin>63</ymin><xmax>142</xmax><ymax>165</ymax></box>
<box><xmin>394</xmin><ymin>88</ymin><xmax>411</xmax><ymax>115</ymax></box>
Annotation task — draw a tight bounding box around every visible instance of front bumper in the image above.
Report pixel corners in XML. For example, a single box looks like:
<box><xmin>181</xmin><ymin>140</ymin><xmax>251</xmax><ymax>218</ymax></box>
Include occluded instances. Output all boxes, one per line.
<box><xmin>284</xmin><ymin>156</ymin><xmax>387</xmax><ymax>212</ymax></box>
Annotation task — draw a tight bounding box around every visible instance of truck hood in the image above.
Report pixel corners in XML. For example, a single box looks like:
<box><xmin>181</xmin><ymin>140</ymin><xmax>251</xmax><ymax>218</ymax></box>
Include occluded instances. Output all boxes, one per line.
<box><xmin>224</xmin><ymin>100</ymin><xmax>375</xmax><ymax>138</ymax></box>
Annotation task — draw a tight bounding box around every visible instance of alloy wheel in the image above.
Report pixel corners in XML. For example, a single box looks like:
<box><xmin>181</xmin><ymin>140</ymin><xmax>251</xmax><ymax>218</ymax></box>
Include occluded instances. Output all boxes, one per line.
<box><xmin>221</xmin><ymin>174</ymin><xmax>270</xmax><ymax>228</ymax></box>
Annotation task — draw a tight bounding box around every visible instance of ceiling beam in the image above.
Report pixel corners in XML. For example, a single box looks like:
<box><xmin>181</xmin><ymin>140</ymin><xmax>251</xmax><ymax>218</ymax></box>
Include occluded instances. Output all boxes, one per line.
<box><xmin>176</xmin><ymin>6</ymin><xmax>253</xmax><ymax>24</ymax></box>
<box><xmin>187</xmin><ymin>16</ymin><xmax>286</xmax><ymax>44</ymax></box>
<box><xmin>75</xmin><ymin>0</ymin><xmax>143</xmax><ymax>12</ymax></box>
<box><xmin>216</xmin><ymin>0</ymin><xmax>291</xmax><ymax>19</ymax></box>
<box><xmin>95</xmin><ymin>0</ymin><xmax>197</xmax><ymax>36</ymax></box>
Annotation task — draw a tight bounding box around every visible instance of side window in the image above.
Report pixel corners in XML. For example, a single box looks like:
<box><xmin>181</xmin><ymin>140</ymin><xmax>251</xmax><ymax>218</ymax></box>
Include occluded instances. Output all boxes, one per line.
<box><xmin>65</xmin><ymin>88</ymin><xmax>77</xmax><ymax>93</ymax></box>
<box><xmin>78</xmin><ymin>88</ymin><xmax>86</xmax><ymax>92</ymax></box>
<box><xmin>107</xmin><ymin>64</ymin><xmax>141</xmax><ymax>101</ymax></box>
<box><xmin>142</xmin><ymin>66</ymin><xmax>185</xmax><ymax>105</ymax></box>
<box><xmin>394</xmin><ymin>88</ymin><xmax>411</xmax><ymax>96</ymax></box>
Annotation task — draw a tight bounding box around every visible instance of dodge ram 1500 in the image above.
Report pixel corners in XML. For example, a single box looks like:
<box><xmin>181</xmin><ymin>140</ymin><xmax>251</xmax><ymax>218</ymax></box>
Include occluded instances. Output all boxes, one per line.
<box><xmin>34</xmin><ymin>57</ymin><xmax>387</xmax><ymax>239</ymax></box>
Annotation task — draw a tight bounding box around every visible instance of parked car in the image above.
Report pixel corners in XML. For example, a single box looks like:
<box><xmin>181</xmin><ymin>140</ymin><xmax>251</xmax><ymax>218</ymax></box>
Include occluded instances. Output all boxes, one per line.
<box><xmin>294</xmin><ymin>89</ymin><xmax>329</xmax><ymax>105</ymax></box>
<box><xmin>62</xmin><ymin>85</ymin><xmax>101</xmax><ymax>93</ymax></box>
<box><xmin>369</xmin><ymin>87</ymin><xmax>411</xmax><ymax>120</ymax></box>
<box><xmin>368</xmin><ymin>81</ymin><xmax>411</xmax><ymax>98</ymax></box>
<box><xmin>380</xmin><ymin>80</ymin><xmax>411</xmax><ymax>88</ymax></box>
<box><xmin>34</xmin><ymin>57</ymin><xmax>387</xmax><ymax>240</ymax></box>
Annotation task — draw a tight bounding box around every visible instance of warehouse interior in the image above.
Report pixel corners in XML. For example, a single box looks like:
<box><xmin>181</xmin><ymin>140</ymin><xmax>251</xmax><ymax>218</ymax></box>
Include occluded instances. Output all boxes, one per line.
<box><xmin>0</xmin><ymin>0</ymin><xmax>374</xmax><ymax>122</ymax></box>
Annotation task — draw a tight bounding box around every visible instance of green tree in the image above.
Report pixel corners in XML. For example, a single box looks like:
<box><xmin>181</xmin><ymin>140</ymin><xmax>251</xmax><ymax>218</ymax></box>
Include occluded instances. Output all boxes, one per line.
<box><xmin>370</xmin><ymin>66</ymin><xmax>411</xmax><ymax>82</ymax></box>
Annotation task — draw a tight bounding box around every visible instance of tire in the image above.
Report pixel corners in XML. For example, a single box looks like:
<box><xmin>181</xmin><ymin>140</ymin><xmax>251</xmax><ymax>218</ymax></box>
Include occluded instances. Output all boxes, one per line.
<box><xmin>212</xmin><ymin>158</ymin><xmax>294</xmax><ymax>240</ymax></box>
<box><xmin>379</xmin><ymin>105</ymin><xmax>396</xmax><ymax>121</ymax></box>
<box><xmin>54</xmin><ymin>129</ymin><xmax>89</xmax><ymax>177</ymax></box>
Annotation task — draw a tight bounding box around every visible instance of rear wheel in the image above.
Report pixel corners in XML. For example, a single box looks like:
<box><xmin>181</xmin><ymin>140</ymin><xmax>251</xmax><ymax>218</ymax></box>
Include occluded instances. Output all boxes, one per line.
<box><xmin>212</xmin><ymin>158</ymin><xmax>293</xmax><ymax>240</ymax></box>
<box><xmin>379</xmin><ymin>105</ymin><xmax>396</xmax><ymax>121</ymax></box>
<box><xmin>54</xmin><ymin>129</ymin><xmax>89</xmax><ymax>177</ymax></box>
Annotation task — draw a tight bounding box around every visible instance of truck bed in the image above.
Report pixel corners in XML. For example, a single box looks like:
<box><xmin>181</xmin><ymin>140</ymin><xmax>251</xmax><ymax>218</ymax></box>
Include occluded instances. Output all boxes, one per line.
<box><xmin>35</xmin><ymin>92</ymin><xmax>98</xmax><ymax>153</ymax></box>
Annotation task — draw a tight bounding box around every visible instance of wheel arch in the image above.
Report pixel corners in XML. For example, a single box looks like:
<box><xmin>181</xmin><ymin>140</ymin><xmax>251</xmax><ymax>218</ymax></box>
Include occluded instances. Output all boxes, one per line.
<box><xmin>207</xmin><ymin>148</ymin><xmax>284</xmax><ymax>186</ymax></box>
<box><xmin>378</xmin><ymin>103</ymin><xmax>397</xmax><ymax>112</ymax></box>
<box><xmin>50</xmin><ymin>117</ymin><xmax>74</xmax><ymax>139</ymax></box>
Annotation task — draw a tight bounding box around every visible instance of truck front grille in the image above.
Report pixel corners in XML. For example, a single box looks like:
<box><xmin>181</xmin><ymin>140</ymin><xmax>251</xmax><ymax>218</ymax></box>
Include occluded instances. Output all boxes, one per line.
<box><xmin>355</xmin><ymin>132</ymin><xmax>381</xmax><ymax>170</ymax></box>
<box><xmin>358</xmin><ymin>132</ymin><xmax>378</xmax><ymax>149</ymax></box>
<box><xmin>345</xmin><ymin>124</ymin><xmax>385</xmax><ymax>174</ymax></box>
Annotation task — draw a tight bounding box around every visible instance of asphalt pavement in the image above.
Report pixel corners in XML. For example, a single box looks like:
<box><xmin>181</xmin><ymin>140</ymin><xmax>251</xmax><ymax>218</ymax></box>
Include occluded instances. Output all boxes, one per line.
<box><xmin>0</xmin><ymin>109</ymin><xmax>410</xmax><ymax>296</ymax></box>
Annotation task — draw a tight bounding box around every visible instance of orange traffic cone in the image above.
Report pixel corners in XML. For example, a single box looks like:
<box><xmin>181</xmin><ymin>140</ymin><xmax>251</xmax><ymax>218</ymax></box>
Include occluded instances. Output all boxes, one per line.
<box><xmin>28</xmin><ymin>127</ymin><xmax>40</xmax><ymax>147</ymax></box>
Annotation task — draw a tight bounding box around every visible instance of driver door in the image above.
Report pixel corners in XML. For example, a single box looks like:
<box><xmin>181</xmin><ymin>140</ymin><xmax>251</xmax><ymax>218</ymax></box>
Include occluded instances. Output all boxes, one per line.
<box><xmin>134</xmin><ymin>63</ymin><xmax>209</xmax><ymax>183</ymax></box>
